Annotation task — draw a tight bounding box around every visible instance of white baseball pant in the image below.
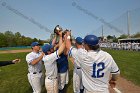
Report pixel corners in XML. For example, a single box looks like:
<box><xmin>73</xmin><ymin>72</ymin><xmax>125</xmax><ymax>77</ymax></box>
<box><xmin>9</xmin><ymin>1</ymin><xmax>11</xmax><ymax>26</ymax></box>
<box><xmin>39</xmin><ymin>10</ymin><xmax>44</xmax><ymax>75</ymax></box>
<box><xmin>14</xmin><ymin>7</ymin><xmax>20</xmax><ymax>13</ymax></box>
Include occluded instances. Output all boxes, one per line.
<box><xmin>45</xmin><ymin>77</ymin><xmax>58</xmax><ymax>93</ymax></box>
<box><xmin>58</xmin><ymin>70</ymin><xmax>69</xmax><ymax>90</ymax></box>
<box><xmin>27</xmin><ymin>73</ymin><xmax>44</xmax><ymax>93</ymax></box>
<box><xmin>73</xmin><ymin>68</ymin><xmax>83</xmax><ymax>93</ymax></box>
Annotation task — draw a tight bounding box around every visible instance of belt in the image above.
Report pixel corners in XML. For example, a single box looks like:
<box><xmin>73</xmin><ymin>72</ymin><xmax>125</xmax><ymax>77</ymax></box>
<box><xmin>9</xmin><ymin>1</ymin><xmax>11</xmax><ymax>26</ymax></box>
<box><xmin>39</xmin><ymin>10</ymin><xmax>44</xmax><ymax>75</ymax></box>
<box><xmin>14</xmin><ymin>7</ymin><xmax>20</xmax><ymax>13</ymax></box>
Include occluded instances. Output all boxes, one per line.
<box><xmin>48</xmin><ymin>77</ymin><xmax>57</xmax><ymax>80</ymax></box>
<box><xmin>77</xmin><ymin>67</ymin><xmax>81</xmax><ymax>69</ymax></box>
<box><xmin>29</xmin><ymin>71</ymin><xmax>42</xmax><ymax>74</ymax></box>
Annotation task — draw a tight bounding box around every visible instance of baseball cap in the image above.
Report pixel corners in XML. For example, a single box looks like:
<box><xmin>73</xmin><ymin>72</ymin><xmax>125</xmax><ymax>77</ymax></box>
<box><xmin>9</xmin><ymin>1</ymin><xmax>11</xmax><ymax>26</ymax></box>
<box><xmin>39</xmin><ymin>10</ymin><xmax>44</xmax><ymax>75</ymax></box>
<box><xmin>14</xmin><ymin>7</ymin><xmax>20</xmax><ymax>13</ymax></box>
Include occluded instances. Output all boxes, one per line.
<box><xmin>42</xmin><ymin>44</ymin><xmax>53</xmax><ymax>53</ymax></box>
<box><xmin>84</xmin><ymin>35</ymin><xmax>99</xmax><ymax>46</ymax></box>
<box><xmin>31</xmin><ymin>42</ymin><xmax>40</xmax><ymax>47</ymax></box>
<box><xmin>76</xmin><ymin>37</ymin><xmax>83</xmax><ymax>44</ymax></box>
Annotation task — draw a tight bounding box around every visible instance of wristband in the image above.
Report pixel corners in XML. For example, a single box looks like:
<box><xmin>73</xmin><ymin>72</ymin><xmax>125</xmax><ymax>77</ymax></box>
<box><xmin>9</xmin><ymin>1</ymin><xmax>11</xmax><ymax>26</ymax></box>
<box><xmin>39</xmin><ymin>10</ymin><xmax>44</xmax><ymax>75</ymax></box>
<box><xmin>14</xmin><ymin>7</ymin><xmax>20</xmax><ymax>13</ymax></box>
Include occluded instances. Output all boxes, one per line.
<box><xmin>67</xmin><ymin>36</ymin><xmax>71</xmax><ymax>39</ymax></box>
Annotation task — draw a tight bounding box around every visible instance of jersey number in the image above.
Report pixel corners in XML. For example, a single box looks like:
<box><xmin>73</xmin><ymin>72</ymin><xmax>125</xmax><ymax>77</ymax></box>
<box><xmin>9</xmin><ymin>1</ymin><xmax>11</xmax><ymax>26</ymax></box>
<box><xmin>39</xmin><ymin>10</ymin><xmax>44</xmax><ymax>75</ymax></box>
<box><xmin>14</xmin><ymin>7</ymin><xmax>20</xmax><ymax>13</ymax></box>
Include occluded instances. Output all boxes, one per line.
<box><xmin>92</xmin><ymin>62</ymin><xmax>105</xmax><ymax>78</ymax></box>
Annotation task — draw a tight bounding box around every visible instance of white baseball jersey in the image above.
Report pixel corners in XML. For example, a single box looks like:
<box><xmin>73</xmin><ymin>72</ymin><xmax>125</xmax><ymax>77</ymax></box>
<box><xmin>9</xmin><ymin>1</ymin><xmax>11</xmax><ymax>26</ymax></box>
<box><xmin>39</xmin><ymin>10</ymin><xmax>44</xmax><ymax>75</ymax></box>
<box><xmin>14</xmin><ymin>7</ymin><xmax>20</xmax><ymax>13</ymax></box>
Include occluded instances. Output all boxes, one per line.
<box><xmin>43</xmin><ymin>50</ymin><xmax>60</xmax><ymax>78</ymax></box>
<box><xmin>42</xmin><ymin>50</ymin><xmax>60</xmax><ymax>93</ymax></box>
<box><xmin>26</xmin><ymin>51</ymin><xmax>43</xmax><ymax>93</ymax></box>
<box><xmin>69</xmin><ymin>47</ymin><xmax>120</xmax><ymax>92</ymax></box>
<box><xmin>26</xmin><ymin>51</ymin><xmax>43</xmax><ymax>73</ymax></box>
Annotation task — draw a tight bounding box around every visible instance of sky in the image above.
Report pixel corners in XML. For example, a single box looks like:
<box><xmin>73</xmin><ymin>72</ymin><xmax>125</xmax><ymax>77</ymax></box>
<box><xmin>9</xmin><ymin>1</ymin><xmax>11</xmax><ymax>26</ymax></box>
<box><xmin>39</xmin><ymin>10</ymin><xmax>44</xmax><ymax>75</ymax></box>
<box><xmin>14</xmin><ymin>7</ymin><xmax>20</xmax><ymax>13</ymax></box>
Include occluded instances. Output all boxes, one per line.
<box><xmin>0</xmin><ymin>0</ymin><xmax>140</xmax><ymax>40</ymax></box>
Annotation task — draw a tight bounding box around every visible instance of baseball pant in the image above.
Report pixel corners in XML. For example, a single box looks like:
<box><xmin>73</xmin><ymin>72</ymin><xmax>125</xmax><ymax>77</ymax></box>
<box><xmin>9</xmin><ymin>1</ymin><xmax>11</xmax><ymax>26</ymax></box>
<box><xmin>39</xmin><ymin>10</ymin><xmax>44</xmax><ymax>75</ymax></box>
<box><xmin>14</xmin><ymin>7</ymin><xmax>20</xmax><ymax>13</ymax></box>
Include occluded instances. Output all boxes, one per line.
<box><xmin>58</xmin><ymin>70</ymin><xmax>69</xmax><ymax>90</ymax></box>
<box><xmin>73</xmin><ymin>68</ymin><xmax>83</xmax><ymax>93</ymax></box>
<box><xmin>45</xmin><ymin>77</ymin><xmax>58</xmax><ymax>93</ymax></box>
<box><xmin>27</xmin><ymin>73</ymin><xmax>44</xmax><ymax>93</ymax></box>
<box><xmin>66</xmin><ymin>70</ymin><xmax>69</xmax><ymax>84</ymax></box>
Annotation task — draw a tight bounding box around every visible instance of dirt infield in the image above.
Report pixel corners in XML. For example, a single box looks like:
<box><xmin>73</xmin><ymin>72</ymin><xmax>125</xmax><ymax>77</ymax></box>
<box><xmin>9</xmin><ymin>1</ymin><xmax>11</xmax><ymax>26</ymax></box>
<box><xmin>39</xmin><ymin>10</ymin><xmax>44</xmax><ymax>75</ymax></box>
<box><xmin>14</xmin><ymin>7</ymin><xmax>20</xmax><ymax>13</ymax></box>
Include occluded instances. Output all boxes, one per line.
<box><xmin>110</xmin><ymin>77</ymin><xmax>140</xmax><ymax>93</ymax></box>
<box><xmin>1</xmin><ymin>49</ymin><xmax>140</xmax><ymax>93</ymax></box>
<box><xmin>0</xmin><ymin>49</ymin><xmax>31</xmax><ymax>54</ymax></box>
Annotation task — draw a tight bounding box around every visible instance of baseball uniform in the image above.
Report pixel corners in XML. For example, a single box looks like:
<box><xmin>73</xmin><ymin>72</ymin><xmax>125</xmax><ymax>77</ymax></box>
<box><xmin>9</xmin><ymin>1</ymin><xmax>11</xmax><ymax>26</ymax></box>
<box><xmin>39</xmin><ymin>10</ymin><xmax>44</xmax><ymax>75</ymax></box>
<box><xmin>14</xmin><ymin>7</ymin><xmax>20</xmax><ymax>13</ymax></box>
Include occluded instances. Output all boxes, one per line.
<box><xmin>26</xmin><ymin>51</ymin><xmax>44</xmax><ymax>93</ymax></box>
<box><xmin>73</xmin><ymin>37</ymin><xmax>84</xmax><ymax>93</ymax></box>
<box><xmin>73</xmin><ymin>48</ymin><xmax>84</xmax><ymax>93</ymax></box>
<box><xmin>43</xmin><ymin>50</ymin><xmax>60</xmax><ymax>93</ymax></box>
<box><xmin>69</xmin><ymin>47</ymin><xmax>120</xmax><ymax>93</ymax></box>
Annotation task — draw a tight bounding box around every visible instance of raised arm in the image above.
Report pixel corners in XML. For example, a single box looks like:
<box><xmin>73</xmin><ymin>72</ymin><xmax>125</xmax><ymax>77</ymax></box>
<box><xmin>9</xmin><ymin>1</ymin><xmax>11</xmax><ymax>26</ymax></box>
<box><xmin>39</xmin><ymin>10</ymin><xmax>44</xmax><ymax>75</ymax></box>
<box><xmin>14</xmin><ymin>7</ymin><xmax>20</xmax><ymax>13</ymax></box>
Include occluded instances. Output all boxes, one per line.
<box><xmin>58</xmin><ymin>31</ymin><xmax>63</xmax><ymax>47</ymax></box>
<box><xmin>51</xmin><ymin>34</ymin><xmax>57</xmax><ymax>46</ymax></box>
<box><xmin>57</xmin><ymin>31</ymin><xmax>65</xmax><ymax>55</ymax></box>
<box><xmin>65</xmin><ymin>31</ymin><xmax>72</xmax><ymax>52</ymax></box>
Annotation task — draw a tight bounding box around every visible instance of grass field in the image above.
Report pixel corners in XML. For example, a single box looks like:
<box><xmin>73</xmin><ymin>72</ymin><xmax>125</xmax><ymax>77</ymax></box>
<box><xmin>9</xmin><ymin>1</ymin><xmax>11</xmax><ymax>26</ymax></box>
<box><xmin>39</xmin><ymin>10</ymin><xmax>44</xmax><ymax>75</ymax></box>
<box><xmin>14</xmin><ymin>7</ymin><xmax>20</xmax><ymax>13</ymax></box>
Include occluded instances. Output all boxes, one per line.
<box><xmin>0</xmin><ymin>52</ymin><xmax>73</xmax><ymax>93</ymax></box>
<box><xmin>0</xmin><ymin>49</ymin><xmax>140</xmax><ymax>93</ymax></box>
<box><xmin>103</xmin><ymin>49</ymin><xmax>140</xmax><ymax>86</ymax></box>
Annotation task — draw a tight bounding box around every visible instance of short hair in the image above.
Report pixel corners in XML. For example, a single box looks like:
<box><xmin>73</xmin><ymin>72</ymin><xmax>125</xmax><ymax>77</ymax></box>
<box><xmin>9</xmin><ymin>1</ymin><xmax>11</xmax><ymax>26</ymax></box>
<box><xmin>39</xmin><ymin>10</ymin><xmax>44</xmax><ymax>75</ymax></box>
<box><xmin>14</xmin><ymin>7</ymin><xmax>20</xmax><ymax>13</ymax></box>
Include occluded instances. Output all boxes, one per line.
<box><xmin>87</xmin><ymin>44</ymin><xmax>100</xmax><ymax>50</ymax></box>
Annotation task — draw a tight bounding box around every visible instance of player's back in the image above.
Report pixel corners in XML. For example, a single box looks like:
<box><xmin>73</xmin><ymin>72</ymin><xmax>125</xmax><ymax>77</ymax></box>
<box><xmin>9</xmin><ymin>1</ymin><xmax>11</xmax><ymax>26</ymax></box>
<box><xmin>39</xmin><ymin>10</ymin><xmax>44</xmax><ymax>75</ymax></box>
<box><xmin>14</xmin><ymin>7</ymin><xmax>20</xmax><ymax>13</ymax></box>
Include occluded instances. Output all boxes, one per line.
<box><xmin>81</xmin><ymin>50</ymin><xmax>119</xmax><ymax>92</ymax></box>
<box><xmin>43</xmin><ymin>51</ymin><xmax>58</xmax><ymax>78</ymax></box>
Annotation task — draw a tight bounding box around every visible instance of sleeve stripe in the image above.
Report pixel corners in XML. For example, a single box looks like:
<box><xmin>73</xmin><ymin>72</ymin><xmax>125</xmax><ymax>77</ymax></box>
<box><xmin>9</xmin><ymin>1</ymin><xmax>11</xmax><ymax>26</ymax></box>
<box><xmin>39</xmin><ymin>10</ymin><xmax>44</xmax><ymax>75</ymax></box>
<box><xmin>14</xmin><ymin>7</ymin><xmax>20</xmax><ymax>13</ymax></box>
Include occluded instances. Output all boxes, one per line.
<box><xmin>68</xmin><ymin>47</ymin><xmax>74</xmax><ymax>57</ymax></box>
<box><xmin>111</xmin><ymin>69</ymin><xmax>120</xmax><ymax>73</ymax></box>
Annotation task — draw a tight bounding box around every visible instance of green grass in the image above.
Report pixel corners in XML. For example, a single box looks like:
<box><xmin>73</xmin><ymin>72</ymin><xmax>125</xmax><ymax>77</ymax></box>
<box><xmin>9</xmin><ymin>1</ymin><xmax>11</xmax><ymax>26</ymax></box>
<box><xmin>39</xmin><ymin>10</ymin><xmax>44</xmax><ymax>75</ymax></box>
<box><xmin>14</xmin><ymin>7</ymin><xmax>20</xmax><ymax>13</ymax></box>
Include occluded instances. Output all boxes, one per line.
<box><xmin>103</xmin><ymin>49</ymin><xmax>140</xmax><ymax>86</ymax></box>
<box><xmin>0</xmin><ymin>50</ymin><xmax>140</xmax><ymax>93</ymax></box>
<box><xmin>0</xmin><ymin>52</ymin><xmax>32</xmax><ymax>93</ymax></box>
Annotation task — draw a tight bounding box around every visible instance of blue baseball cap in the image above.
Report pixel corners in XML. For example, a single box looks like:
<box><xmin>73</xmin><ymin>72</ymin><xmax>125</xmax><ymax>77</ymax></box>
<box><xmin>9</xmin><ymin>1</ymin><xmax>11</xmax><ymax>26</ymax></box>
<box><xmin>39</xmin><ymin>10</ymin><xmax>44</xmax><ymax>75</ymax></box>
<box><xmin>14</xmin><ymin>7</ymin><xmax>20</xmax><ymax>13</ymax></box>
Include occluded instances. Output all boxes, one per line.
<box><xmin>42</xmin><ymin>44</ymin><xmax>53</xmax><ymax>53</ymax></box>
<box><xmin>84</xmin><ymin>35</ymin><xmax>99</xmax><ymax>46</ymax></box>
<box><xmin>76</xmin><ymin>37</ymin><xmax>83</xmax><ymax>44</ymax></box>
<box><xmin>31</xmin><ymin>42</ymin><xmax>40</xmax><ymax>47</ymax></box>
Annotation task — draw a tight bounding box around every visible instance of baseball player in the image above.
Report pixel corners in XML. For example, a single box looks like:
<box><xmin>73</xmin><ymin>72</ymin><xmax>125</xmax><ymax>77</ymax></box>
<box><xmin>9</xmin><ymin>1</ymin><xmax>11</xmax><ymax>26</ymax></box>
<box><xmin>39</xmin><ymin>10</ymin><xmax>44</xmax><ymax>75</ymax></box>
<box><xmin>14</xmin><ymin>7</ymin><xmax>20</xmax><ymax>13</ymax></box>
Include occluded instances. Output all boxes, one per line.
<box><xmin>73</xmin><ymin>37</ymin><xmax>84</xmax><ymax>93</ymax></box>
<box><xmin>42</xmin><ymin>31</ymin><xmax>65</xmax><ymax>93</ymax></box>
<box><xmin>65</xmin><ymin>33</ymin><xmax>120</xmax><ymax>93</ymax></box>
<box><xmin>57</xmin><ymin>38</ymin><xmax>69</xmax><ymax>93</ymax></box>
<box><xmin>56</xmin><ymin>52</ymin><xmax>69</xmax><ymax>93</ymax></box>
<box><xmin>26</xmin><ymin>42</ymin><xmax>44</xmax><ymax>93</ymax></box>
<box><xmin>52</xmin><ymin>26</ymin><xmax>69</xmax><ymax>93</ymax></box>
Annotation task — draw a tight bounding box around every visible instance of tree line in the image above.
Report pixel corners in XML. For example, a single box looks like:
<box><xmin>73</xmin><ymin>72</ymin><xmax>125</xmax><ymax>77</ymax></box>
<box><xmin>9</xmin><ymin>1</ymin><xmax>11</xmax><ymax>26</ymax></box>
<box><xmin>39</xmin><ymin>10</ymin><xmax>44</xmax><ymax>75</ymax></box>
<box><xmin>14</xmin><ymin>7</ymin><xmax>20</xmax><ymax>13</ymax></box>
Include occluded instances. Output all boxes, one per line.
<box><xmin>0</xmin><ymin>31</ymin><xmax>46</xmax><ymax>47</ymax></box>
<box><xmin>106</xmin><ymin>32</ymin><xmax>140</xmax><ymax>42</ymax></box>
<box><xmin>0</xmin><ymin>31</ymin><xmax>140</xmax><ymax>47</ymax></box>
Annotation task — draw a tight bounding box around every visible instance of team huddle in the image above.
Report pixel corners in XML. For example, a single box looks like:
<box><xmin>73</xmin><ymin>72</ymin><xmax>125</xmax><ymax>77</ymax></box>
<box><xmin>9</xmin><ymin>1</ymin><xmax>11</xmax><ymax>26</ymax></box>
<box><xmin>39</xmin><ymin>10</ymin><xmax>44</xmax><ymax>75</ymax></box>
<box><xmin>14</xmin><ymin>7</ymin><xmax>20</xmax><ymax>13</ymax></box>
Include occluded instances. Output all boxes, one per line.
<box><xmin>26</xmin><ymin>25</ymin><xmax>120</xmax><ymax>93</ymax></box>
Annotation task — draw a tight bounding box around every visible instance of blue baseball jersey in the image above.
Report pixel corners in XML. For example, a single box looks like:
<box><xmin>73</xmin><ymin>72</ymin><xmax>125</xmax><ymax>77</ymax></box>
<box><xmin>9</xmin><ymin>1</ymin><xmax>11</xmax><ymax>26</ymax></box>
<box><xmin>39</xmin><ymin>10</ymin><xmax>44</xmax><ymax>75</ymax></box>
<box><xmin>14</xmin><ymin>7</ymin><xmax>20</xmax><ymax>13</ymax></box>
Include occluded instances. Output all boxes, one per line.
<box><xmin>56</xmin><ymin>53</ymin><xmax>69</xmax><ymax>73</ymax></box>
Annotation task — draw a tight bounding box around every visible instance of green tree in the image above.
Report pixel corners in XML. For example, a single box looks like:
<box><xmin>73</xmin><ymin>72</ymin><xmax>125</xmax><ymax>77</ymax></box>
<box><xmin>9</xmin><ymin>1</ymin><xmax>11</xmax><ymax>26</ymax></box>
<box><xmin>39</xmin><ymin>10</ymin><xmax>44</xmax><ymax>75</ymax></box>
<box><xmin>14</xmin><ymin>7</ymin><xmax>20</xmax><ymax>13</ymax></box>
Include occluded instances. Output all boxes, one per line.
<box><xmin>0</xmin><ymin>31</ymin><xmax>46</xmax><ymax>47</ymax></box>
<box><xmin>107</xmin><ymin>35</ymin><xmax>114</xmax><ymax>40</ymax></box>
<box><xmin>38</xmin><ymin>39</ymin><xmax>44</xmax><ymax>45</ymax></box>
<box><xmin>14</xmin><ymin>32</ymin><xmax>22</xmax><ymax>46</ymax></box>
<box><xmin>118</xmin><ymin>34</ymin><xmax>128</xmax><ymax>39</ymax></box>
<box><xmin>133</xmin><ymin>32</ymin><xmax>140</xmax><ymax>38</ymax></box>
<box><xmin>25</xmin><ymin>37</ymin><xmax>33</xmax><ymax>46</ymax></box>
<box><xmin>15</xmin><ymin>32</ymin><xmax>21</xmax><ymax>38</ymax></box>
<box><xmin>32</xmin><ymin>38</ymin><xmax>38</xmax><ymax>42</ymax></box>
<box><xmin>4</xmin><ymin>31</ymin><xmax>16</xmax><ymax>47</ymax></box>
<box><xmin>0</xmin><ymin>32</ymin><xmax>7</xmax><ymax>47</ymax></box>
